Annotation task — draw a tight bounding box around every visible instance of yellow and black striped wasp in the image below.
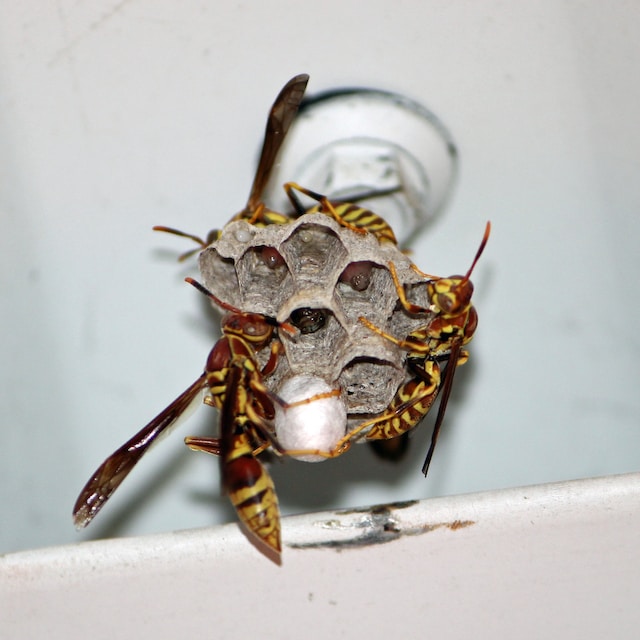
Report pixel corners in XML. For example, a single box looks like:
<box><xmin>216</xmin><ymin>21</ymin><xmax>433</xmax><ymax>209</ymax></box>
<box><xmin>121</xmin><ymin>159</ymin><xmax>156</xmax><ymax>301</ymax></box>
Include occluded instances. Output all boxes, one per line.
<box><xmin>288</xmin><ymin>222</ymin><xmax>490</xmax><ymax>475</ymax></box>
<box><xmin>154</xmin><ymin>73</ymin><xmax>402</xmax><ymax>339</ymax></box>
<box><xmin>73</xmin><ymin>278</ymin><xmax>310</xmax><ymax>557</ymax></box>
<box><xmin>152</xmin><ymin>74</ymin><xmax>310</xmax><ymax>261</ymax></box>
<box><xmin>357</xmin><ymin>221</ymin><xmax>490</xmax><ymax>474</ymax></box>
<box><xmin>154</xmin><ymin>74</ymin><xmax>399</xmax><ymax>263</ymax></box>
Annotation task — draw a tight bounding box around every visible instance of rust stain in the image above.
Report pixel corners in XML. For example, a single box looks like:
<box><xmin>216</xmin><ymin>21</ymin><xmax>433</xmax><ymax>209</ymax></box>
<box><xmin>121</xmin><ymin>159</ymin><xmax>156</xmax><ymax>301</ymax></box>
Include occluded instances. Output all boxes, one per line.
<box><xmin>448</xmin><ymin>519</ymin><xmax>475</xmax><ymax>531</ymax></box>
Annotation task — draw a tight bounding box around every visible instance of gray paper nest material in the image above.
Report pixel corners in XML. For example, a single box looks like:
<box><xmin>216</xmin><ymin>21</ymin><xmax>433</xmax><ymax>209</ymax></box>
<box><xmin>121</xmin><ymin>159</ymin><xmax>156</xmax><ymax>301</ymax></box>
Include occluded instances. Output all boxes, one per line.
<box><xmin>198</xmin><ymin>213</ymin><xmax>434</xmax><ymax>421</ymax></box>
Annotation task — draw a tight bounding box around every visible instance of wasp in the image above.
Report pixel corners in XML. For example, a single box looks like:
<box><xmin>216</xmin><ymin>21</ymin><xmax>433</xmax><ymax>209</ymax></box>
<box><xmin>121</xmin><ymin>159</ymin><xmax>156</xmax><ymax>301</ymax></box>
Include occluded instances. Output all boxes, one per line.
<box><xmin>73</xmin><ymin>278</ymin><xmax>312</xmax><ymax>556</ymax></box>
<box><xmin>287</xmin><ymin>222</ymin><xmax>490</xmax><ymax>475</ymax></box>
<box><xmin>154</xmin><ymin>75</ymin><xmax>399</xmax><ymax>264</ymax></box>
<box><xmin>152</xmin><ymin>74</ymin><xmax>309</xmax><ymax>261</ymax></box>
<box><xmin>357</xmin><ymin>221</ymin><xmax>491</xmax><ymax>474</ymax></box>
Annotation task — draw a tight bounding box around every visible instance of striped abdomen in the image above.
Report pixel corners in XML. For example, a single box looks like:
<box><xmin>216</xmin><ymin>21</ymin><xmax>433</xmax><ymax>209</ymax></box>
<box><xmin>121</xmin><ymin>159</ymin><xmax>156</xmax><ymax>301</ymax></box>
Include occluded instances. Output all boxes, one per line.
<box><xmin>223</xmin><ymin>426</ymin><xmax>280</xmax><ymax>553</ymax></box>
<box><xmin>365</xmin><ymin>365</ymin><xmax>441</xmax><ymax>440</ymax></box>
<box><xmin>311</xmin><ymin>201</ymin><xmax>398</xmax><ymax>244</ymax></box>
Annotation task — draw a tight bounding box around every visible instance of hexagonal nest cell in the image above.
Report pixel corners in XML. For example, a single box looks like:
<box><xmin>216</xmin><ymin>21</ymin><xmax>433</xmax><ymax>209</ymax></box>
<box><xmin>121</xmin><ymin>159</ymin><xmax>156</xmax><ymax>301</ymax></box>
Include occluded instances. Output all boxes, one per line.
<box><xmin>198</xmin><ymin>212</ymin><xmax>434</xmax><ymax>427</ymax></box>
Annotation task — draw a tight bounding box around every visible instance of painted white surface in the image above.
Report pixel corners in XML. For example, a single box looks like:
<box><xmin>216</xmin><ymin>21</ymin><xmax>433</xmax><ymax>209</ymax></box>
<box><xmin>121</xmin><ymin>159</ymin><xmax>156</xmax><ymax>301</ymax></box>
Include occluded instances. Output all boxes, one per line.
<box><xmin>1</xmin><ymin>2</ymin><xmax>639</xmax><ymax>555</ymax></box>
<box><xmin>2</xmin><ymin>473</ymin><xmax>639</xmax><ymax>639</ymax></box>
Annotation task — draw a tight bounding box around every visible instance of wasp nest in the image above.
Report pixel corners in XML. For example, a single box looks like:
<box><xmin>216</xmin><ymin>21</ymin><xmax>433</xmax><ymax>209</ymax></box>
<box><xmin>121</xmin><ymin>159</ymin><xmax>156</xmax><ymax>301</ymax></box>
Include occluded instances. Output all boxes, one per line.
<box><xmin>198</xmin><ymin>212</ymin><xmax>434</xmax><ymax>442</ymax></box>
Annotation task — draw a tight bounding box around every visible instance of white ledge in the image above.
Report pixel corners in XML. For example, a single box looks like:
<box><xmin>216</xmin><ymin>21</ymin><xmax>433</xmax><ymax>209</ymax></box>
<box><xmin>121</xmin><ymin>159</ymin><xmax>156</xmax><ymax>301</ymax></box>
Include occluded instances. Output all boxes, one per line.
<box><xmin>2</xmin><ymin>472</ymin><xmax>639</xmax><ymax>639</ymax></box>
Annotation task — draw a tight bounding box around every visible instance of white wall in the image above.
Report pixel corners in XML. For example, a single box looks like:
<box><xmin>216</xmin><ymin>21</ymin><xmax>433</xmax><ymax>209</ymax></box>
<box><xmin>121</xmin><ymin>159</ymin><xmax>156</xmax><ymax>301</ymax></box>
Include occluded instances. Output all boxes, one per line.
<box><xmin>1</xmin><ymin>1</ymin><xmax>639</xmax><ymax>554</ymax></box>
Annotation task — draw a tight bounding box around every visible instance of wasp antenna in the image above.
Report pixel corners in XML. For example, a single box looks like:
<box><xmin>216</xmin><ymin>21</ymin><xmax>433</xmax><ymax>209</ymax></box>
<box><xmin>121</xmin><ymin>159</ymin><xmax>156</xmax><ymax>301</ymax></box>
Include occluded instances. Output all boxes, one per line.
<box><xmin>184</xmin><ymin>277</ymin><xmax>245</xmax><ymax>315</ymax></box>
<box><xmin>278</xmin><ymin>320</ymin><xmax>298</xmax><ymax>338</ymax></box>
<box><xmin>153</xmin><ymin>226</ymin><xmax>207</xmax><ymax>245</ymax></box>
<box><xmin>462</xmin><ymin>221</ymin><xmax>491</xmax><ymax>283</ymax></box>
<box><xmin>263</xmin><ymin>314</ymin><xmax>298</xmax><ymax>338</ymax></box>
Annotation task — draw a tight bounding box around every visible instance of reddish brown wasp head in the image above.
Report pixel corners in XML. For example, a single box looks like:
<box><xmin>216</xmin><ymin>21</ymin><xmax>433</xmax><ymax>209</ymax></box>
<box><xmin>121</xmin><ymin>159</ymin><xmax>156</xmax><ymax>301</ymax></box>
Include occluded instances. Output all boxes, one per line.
<box><xmin>428</xmin><ymin>221</ymin><xmax>490</xmax><ymax>317</ymax></box>
<box><xmin>428</xmin><ymin>277</ymin><xmax>474</xmax><ymax>316</ymax></box>
<box><xmin>223</xmin><ymin>313</ymin><xmax>275</xmax><ymax>347</ymax></box>
<box><xmin>185</xmin><ymin>277</ymin><xmax>296</xmax><ymax>342</ymax></box>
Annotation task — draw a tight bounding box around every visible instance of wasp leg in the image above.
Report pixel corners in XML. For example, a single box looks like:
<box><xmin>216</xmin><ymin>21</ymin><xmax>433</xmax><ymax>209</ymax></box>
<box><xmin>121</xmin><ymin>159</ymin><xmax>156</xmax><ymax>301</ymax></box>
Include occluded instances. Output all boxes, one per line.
<box><xmin>184</xmin><ymin>436</ymin><xmax>271</xmax><ymax>458</ymax></box>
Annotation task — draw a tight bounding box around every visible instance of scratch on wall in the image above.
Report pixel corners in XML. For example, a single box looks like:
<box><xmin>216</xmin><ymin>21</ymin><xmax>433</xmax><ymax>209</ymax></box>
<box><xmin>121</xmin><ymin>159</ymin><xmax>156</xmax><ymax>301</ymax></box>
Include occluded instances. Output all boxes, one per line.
<box><xmin>288</xmin><ymin>501</ymin><xmax>476</xmax><ymax>551</ymax></box>
<box><xmin>49</xmin><ymin>0</ymin><xmax>134</xmax><ymax>67</ymax></box>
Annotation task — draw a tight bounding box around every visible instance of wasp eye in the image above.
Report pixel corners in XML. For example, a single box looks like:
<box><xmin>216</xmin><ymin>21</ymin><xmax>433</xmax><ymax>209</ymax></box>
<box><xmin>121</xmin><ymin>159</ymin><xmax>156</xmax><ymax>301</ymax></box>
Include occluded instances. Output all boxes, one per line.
<box><xmin>290</xmin><ymin>307</ymin><xmax>327</xmax><ymax>334</ymax></box>
<box><xmin>436</xmin><ymin>293</ymin><xmax>456</xmax><ymax>313</ymax></box>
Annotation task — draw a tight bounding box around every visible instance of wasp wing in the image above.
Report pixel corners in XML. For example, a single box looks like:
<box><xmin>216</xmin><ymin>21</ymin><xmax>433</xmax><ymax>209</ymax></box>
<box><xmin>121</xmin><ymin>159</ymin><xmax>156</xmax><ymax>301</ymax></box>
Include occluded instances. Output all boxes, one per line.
<box><xmin>73</xmin><ymin>374</ymin><xmax>207</xmax><ymax>529</ymax></box>
<box><xmin>421</xmin><ymin>341</ymin><xmax>462</xmax><ymax>476</ymax></box>
<box><xmin>245</xmin><ymin>74</ymin><xmax>309</xmax><ymax>212</ymax></box>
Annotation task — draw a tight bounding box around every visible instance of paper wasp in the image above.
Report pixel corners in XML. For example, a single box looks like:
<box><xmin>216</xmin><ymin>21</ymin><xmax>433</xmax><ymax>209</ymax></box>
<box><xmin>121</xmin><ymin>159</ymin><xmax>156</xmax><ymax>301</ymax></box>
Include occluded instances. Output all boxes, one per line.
<box><xmin>73</xmin><ymin>278</ymin><xmax>330</xmax><ymax>556</ymax></box>
<box><xmin>154</xmin><ymin>74</ymin><xmax>398</xmax><ymax>264</ymax></box>
<box><xmin>359</xmin><ymin>221</ymin><xmax>490</xmax><ymax>474</ymax></box>
<box><xmin>288</xmin><ymin>222</ymin><xmax>490</xmax><ymax>475</ymax></box>
<box><xmin>152</xmin><ymin>74</ymin><xmax>309</xmax><ymax>261</ymax></box>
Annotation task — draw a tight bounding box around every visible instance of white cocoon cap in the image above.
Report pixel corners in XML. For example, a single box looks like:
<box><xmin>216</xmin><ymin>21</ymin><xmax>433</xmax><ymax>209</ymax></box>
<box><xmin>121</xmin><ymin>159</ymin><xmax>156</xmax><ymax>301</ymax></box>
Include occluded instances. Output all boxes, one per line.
<box><xmin>275</xmin><ymin>375</ymin><xmax>346</xmax><ymax>462</ymax></box>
